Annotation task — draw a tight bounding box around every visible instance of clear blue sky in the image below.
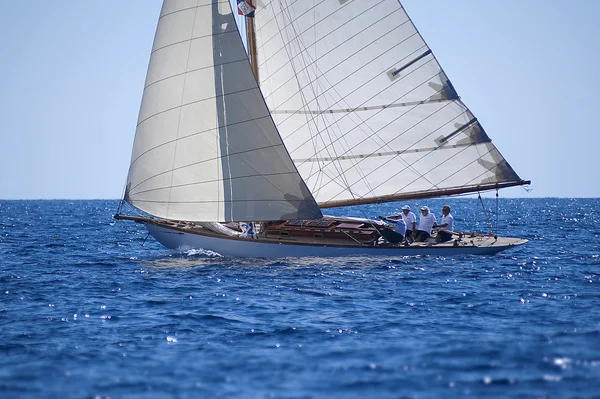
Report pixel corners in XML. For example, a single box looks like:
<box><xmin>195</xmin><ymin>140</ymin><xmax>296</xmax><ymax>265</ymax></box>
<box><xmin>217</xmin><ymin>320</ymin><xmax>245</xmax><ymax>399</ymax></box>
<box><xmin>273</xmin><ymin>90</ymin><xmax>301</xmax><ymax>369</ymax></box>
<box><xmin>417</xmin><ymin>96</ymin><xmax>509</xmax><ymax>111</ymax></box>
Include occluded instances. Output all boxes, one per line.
<box><xmin>1</xmin><ymin>1</ymin><xmax>598</xmax><ymax>199</ymax></box>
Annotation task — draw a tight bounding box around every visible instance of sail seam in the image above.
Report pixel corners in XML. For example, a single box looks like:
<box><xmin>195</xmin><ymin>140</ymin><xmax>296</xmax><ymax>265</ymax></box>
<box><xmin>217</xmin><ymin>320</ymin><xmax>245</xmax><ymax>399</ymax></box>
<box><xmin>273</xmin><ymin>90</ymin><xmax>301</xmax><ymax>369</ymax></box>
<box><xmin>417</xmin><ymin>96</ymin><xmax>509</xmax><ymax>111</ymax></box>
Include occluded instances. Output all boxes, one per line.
<box><xmin>142</xmin><ymin>57</ymin><xmax>249</xmax><ymax>95</ymax></box>
<box><xmin>388</xmin><ymin>137</ymin><xmax>477</xmax><ymax>198</ymax></box>
<box><xmin>136</xmin><ymin>86</ymin><xmax>259</xmax><ymax>128</ymax></box>
<box><xmin>291</xmin><ymin>68</ymin><xmax>439</xmax><ymax>165</ymax></box>
<box><xmin>275</xmin><ymin>0</ymin><xmax>357</xmax><ymax>201</ymax></box>
<box><xmin>254</xmin><ymin>0</ymin><xmax>328</xmax><ymax>45</ymax></box>
<box><xmin>130</xmin><ymin>198</ymin><xmax>311</xmax><ymax>204</ymax></box>
<box><xmin>315</xmin><ymin>99</ymin><xmax>458</xmax><ymax>200</ymax></box>
<box><xmin>129</xmin><ymin>139</ymin><xmax>288</xmax><ymax>193</ymax></box>
<box><xmin>129</xmin><ymin>170</ymin><xmax>306</xmax><ymax>198</ymax></box>
<box><xmin>289</xmin><ymin>68</ymin><xmax>446</xmax><ymax>199</ymax></box>
<box><xmin>150</xmin><ymin>28</ymin><xmax>239</xmax><ymax>58</ymax></box>
<box><xmin>262</xmin><ymin>10</ymin><xmax>411</xmax><ymax>106</ymax></box>
<box><xmin>130</xmin><ymin>115</ymin><xmax>271</xmax><ymax>169</ymax></box>
<box><xmin>325</xmin><ymin>129</ymin><xmax>496</xmax><ymax>204</ymax></box>
<box><xmin>277</xmin><ymin>42</ymin><xmax>428</xmax><ymax>143</ymax></box>
<box><xmin>257</xmin><ymin>0</ymin><xmax>390</xmax><ymax>73</ymax></box>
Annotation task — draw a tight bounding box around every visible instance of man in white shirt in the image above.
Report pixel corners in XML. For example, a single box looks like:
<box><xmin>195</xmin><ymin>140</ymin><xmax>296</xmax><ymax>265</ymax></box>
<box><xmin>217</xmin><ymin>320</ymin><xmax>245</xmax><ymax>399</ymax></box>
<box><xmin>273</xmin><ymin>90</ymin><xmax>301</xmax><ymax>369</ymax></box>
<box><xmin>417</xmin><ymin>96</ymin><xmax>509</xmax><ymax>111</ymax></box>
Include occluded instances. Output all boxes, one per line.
<box><xmin>413</xmin><ymin>206</ymin><xmax>436</xmax><ymax>242</ymax></box>
<box><xmin>434</xmin><ymin>205</ymin><xmax>454</xmax><ymax>242</ymax></box>
<box><xmin>401</xmin><ymin>205</ymin><xmax>416</xmax><ymax>242</ymax></box>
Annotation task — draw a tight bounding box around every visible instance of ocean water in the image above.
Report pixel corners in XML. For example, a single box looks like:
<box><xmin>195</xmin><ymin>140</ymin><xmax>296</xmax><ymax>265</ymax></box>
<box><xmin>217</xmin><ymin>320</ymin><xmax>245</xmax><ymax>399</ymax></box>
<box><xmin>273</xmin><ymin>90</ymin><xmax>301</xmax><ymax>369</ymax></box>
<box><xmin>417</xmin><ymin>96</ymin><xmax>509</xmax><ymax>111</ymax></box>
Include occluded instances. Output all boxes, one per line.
<box><xmin>1</xmin><ymin>198</ymin><xmax>599</xmax><ymax>399</ymax></box>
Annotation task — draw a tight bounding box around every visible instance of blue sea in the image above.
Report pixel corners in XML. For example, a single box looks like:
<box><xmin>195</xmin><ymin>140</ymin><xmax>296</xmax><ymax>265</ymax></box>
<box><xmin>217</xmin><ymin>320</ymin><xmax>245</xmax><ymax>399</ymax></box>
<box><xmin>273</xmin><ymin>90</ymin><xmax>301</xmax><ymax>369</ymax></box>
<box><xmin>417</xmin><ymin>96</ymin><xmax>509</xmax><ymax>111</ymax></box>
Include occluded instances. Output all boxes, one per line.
<box><xmin>1</xmin><ymin>198</ymin><xmax>599</xmax><ymax>398</ymax></box>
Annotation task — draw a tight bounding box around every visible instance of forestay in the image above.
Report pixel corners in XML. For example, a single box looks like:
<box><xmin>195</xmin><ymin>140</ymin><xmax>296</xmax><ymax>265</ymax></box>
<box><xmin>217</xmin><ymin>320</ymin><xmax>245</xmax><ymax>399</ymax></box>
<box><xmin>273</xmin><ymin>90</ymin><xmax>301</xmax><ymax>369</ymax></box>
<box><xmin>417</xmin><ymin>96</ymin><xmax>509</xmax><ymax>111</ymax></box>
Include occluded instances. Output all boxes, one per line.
<box><xmin>124</xmin><ymin>0</ymin><xmax>321</xmax><ymax>222</ymax></box>
<box><xmin>253</xmin><ymin>0</ymin><xmax>527</xmax><ymax>208</ymax></box>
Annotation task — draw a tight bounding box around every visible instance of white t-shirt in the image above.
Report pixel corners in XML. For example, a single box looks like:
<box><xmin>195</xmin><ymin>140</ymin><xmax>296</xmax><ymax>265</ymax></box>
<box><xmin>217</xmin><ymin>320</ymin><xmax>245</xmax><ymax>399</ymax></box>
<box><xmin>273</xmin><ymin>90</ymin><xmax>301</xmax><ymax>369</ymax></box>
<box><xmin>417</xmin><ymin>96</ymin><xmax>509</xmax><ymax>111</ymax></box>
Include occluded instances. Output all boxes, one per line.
<box><xmin>401</xmin><ymin>211</ymin><xmax>416</xmax><ymax>231</ymax></box>
<box><xmin>441</xmin><ymin>213</ymin><xmax>454</xmax><ymax>232</ymax></box>
<box><xmin>417</xmin><ymin>212</ymin><xmax>437</xmax><ymax>233</ymax></box>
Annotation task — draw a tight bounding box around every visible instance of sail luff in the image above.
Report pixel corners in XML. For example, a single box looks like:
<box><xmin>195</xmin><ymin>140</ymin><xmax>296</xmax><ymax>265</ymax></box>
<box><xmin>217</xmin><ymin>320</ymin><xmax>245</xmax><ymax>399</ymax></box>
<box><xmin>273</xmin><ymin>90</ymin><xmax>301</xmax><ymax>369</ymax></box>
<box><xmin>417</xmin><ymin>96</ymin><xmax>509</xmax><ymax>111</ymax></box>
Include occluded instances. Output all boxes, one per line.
<box><xmin>318</xmin><ymin>180</ymin><xmax>532</xmax><ymax>209</ymax></box>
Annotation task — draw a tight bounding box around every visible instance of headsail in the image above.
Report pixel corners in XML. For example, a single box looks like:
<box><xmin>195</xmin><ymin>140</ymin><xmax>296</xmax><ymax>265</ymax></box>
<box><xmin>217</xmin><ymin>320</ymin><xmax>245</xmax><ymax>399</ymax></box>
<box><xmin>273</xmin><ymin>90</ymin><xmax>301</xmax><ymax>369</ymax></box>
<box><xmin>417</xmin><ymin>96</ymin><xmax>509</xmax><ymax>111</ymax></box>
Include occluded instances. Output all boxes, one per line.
<box><xmin>124</xmin><ymin>0</ymin><xmax>321</xmax><ymax>222</ymax></box>
<box><xmin>252</xmin><ymin>0</ymin><xmax>529</xmax><ymax>208</ymax></box>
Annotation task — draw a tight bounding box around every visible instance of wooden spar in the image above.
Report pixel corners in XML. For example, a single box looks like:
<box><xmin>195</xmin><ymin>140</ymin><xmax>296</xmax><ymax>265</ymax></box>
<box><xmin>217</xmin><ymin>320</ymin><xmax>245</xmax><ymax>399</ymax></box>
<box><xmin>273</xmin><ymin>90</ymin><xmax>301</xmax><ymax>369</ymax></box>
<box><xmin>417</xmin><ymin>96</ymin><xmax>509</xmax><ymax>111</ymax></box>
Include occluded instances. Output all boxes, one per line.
<box><xmin>246</xmin><ymin>15</ymin><xmax>259</xmax><ymax>81</ymax></box>
<box><xmin>317</xmin><ymin>180</ymin><xmax>531</xmax><ymax>209</ymax></box>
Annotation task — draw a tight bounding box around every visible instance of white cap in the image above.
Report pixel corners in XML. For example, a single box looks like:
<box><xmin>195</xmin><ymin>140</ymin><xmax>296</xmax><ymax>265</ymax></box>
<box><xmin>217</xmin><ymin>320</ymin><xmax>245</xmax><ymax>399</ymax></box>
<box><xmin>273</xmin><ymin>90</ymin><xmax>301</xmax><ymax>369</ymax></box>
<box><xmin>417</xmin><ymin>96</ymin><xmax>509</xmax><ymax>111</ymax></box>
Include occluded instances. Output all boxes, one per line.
<box><xmin>402</xmin><ymin>205</ymin><xmax>410</xmax><ymax>210</ymax></box>
<box><xmin>420</xmin><ymin>206</ymin><xmax>429</xmax><ymax>211</ymax></box>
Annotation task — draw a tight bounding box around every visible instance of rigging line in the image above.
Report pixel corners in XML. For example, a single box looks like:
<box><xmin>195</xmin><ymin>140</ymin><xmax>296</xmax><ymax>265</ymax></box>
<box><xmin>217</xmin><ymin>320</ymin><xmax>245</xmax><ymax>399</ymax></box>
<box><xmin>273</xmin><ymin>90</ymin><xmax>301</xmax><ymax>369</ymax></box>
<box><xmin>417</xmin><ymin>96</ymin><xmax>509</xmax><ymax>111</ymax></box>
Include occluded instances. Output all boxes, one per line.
<box><xmin>477</xmin><ymin>193</ymin><xmax>493</xmax><ymax>234</ymax></box>
<box><xmin>321</xmin><ymin>100</ymin><xmax>459</xmax><ymax>201</ymax></box>
<box><xmin>260</xmin><ymin>1</ymin><xmax>400</xmax><ymax>98</ymax></box>
<box><xmin>274</xmin><ymin>0</ymin><xmax>354</xmax><ymax>197</ymax></box>
<box><xmin>496</xmin><ymin>189</ymin><xmax>499</xmax><ymax>235</ymax></box>
<box><xmin>116</xmin><ymin>191</ymin><xmax>126</xmax><ymax>215</ymax></box>
<box><xmin>288</xmin><ymin>60</ymin><xmax>442</xmax><ymax>198</ymax></box>
<box><xmin>459</xmin><ymin>107</ymin><xmax>497</xmax><ymax>186</ymax></box>
<box><xmin>318</xmin><ymin>100</ymin><xmax>469</xmax><ymax>200</ymax></box>
<box><xmin>273</xmin><ymin>40</ymin><xmax>425</xmax><ymax>132</ymax></box>
<box><xmin>426</xmin><ymin>146</ymin><xmax>502</xmax><ymax>192</ymax></box>
<box><xmin>462</xmin><ymin>159</ymin><xmax>510</xmax><ymax>188</ymax></box>
<box><xmin>257</xmin><ymin>0</ymin><xmax>370</xmax><ymax>70</ymax></box>
<box><xmin>234</xmin><ymin>3</ymin><xmax>319</xmax><ymax>216</ymax></box>
<box><xmin>129</xmin><ymin>170</ymin><xmax>308</xmax><ymax>198</ymax></box>
<box><xmin>472</xmin><ymin>193</ymin><xmax>479</xmax><ymax>233</ymax></box>
<box><xmin>273</xmin><ymin>42</ymin><xmax>425</xmax><ymax>136</ymax></box>
<box><xmin>254</xmin><ymin>0</ymin><xmax>328</xmax><ymax>46</ymax></box>
<box><xmin>301</xmin><ymin>0</ymin><xmax>327</xmax><ymax>197</ymax></box>
<box><xmin>454</xmin><ymin>101</ymin><xmax>493</xmax><ymax>183</ymax></box>
<box><xmin>309</xmin><ymin>166</ymin><xmax>365</xmax><ymax>203</ymax></box>
<box><xmin>267</xmin><ymin>16</ymin><xmax>416</xmax><ymax>114</ymax></box>
<box><xmin>385</xmin><ymin>136</ymin><xmax>478</xmax><ymax>197</ymax></box>
<box><xmin>298</xmin><ymin>69</ymin><xmax>446</xmax><ymax>180</ymax></box>
<box><xmin>378</xmin><ymin>116</ymin><xmax>494</xmax><ymax>198</ymax></box>
<box><xmin>270</xmin><ymin>5</ymin><xmax>415</xmax><ymax>199</ymax></box>
<box><xmin>298</xmin><ymin>4</ymin><xmax>376</xmax><ymax>202</ymax></box>
<box><xmin>401</xmin><ymin>0</ymin><xmax>490</xmax><ymax>181</ymax></box>
<box><xmin>270</xmin><ymin>0</ymin><xmax>323</xmax><ymax>191</ymax></box>
<box><xmin>286</xmin><ymin>58</ymin><xmax>437</xmax><ymax>158</ymax></box>
<box><xmin>302</xmin><ymin>81</ymin><xmax>450</xmax><ymax>188</ymax></box>
<box><xmin>165</xmin><ymin>0</ymin><xmax>201</xmax><ymax>218</ymax></box>
<box><xmin>278</xmin><ymin>1</ymin><xmax>358</xmax><ymax>198</ymax></box>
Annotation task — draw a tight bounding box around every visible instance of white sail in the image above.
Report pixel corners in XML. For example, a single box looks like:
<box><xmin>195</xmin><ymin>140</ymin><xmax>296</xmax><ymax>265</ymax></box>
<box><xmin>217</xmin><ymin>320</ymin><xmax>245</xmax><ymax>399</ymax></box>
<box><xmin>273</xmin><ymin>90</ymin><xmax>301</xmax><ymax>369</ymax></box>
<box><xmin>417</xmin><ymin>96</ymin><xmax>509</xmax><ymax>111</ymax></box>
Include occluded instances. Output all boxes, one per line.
<box><xmin>253</xmin><ymin>0</ymin><xmax>526</xmax><ymax>207</ymax></box>
<box><xmin>124</xmin><ymin>0</ymin><xmax>321</xmax><ymax>222</ymax></box>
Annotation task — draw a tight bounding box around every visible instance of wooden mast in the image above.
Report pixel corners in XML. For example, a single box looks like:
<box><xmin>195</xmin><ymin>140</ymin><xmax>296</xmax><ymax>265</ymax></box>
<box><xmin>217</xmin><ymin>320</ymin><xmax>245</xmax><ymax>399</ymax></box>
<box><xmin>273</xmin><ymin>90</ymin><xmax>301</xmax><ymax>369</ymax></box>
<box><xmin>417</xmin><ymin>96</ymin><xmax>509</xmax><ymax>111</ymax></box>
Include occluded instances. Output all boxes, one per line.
<box><xmin>246</xmin><ymin>13</ymin><xmax>259</xmax><ymax>81</ymax></box>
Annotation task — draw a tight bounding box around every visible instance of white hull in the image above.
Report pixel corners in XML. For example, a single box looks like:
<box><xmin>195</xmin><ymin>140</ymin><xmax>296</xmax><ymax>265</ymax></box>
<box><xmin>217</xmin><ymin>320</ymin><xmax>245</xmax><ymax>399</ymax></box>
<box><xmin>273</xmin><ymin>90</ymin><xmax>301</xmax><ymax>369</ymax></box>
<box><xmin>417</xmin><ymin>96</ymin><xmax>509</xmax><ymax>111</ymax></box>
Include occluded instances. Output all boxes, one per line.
<box><xmin>146</xmin><ymin>223</ymin><xmax>526</xmax><ymax>258</ymax></box>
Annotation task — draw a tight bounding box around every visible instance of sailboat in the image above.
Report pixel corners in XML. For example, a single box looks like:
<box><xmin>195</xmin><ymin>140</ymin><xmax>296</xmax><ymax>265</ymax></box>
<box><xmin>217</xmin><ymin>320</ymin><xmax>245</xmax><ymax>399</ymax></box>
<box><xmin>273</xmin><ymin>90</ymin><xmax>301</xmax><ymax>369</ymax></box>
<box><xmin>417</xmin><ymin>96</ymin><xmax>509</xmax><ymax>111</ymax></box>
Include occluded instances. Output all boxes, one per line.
<box><xmin>115</xmin><ymin>0</ymin><xmax>531</xmax><ymax>258</ymax></box>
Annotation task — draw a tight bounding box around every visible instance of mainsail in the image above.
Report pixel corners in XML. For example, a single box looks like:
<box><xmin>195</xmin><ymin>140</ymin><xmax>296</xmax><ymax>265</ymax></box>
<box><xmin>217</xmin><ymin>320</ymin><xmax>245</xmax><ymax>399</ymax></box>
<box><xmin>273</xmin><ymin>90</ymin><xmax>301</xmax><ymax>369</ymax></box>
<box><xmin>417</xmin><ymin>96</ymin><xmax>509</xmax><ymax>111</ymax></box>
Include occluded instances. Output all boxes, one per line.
<box><xmin>124</xmin><ymin>0</ymin><xmax>321</xmax><ymax>222</ymax></box>
<box><xmin>252</xmin><ymin>0</ymin><xmax>528</xmax><ymax>208</ymax></box>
